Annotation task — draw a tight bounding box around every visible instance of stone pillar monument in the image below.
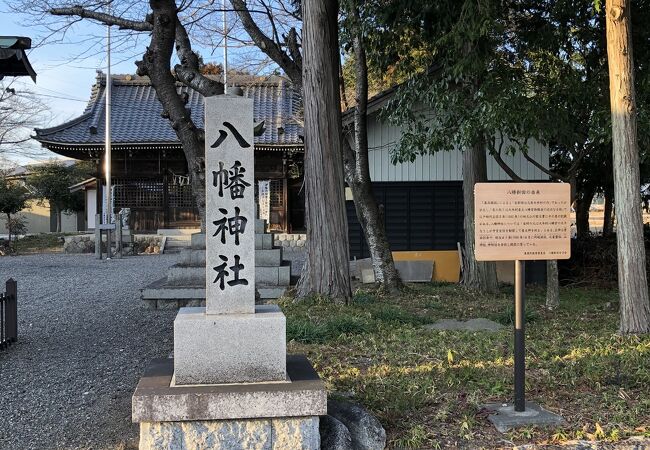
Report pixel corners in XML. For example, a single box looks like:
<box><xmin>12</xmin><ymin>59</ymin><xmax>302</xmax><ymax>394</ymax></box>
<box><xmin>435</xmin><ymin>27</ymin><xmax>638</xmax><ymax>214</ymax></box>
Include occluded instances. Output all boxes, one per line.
<box><xmin>132</xmin><ymin>95</ymin><xmax>326</xmax><ymax>449</ymax></box>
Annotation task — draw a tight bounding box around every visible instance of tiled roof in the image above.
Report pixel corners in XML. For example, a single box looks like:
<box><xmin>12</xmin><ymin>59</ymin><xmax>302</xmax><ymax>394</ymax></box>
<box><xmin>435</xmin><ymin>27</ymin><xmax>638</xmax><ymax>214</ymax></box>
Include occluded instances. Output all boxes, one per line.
<box><xmin>34</xmin><ymin>72</ymin><xmax>303</xmax><ymax>148</ymax></box>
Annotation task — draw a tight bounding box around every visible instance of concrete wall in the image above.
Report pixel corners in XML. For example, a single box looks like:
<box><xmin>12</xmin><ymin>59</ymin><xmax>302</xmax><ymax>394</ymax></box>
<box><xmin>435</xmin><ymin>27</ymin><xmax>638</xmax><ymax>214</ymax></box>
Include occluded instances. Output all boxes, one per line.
<box><xmin>0</xmin><ymin>199</ymin><xmax>80</xmax><ymax>234</ymax></box>
<box><xmin>366</xmin><ymin>110</ymin><xmax>550</xmax><ymax>182</ymax></box>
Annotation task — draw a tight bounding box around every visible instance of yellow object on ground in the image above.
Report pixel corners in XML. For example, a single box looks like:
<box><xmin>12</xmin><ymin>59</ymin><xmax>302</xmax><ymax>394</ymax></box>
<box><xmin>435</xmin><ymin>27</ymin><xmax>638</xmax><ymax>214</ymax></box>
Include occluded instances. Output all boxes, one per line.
<box><xmin>392</xmin><ymin>251</ymin><xmax>461</xmax><ymax>283</ymax></box>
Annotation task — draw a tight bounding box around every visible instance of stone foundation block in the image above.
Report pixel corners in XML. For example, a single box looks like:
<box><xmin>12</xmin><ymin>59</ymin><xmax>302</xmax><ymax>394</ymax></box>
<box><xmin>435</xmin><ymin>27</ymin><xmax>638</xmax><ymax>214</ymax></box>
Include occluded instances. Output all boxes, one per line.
<box><xmin>178</xmin><ymin>249</ymin><xmax>207</xmax><ymax>266</ymax></box>
<box><xmin>255</xmin><ymin>234</ymin><xmax>273</xmax><ymax>250</ymax></box>
<box><xmin>167</xmin><ymin>265</ymin><xmax>204</xmax><ymax>283</ymax></box>
<box><xmin>255</xmin><ymin>249</ymin><xmax>282</xmax><ymax>267</ymax></box>
<box><xmin>174</xmin><ymin>305</ymin><xmax>286</xmax><ymax>384</ymax></box>
<box><xmin>190</xmin><ymin>233</ymin><xmax>206</xmax><ymax>249</ymax></box>
<box><xmin>255</xmin><ymin>219</ymin><xmax>266</xmax><ymax>234</ymax></box>
<box><xmin>139</xmin><ymin>417</ymin><xmax>319</xmax><ymax>450</ymax></box>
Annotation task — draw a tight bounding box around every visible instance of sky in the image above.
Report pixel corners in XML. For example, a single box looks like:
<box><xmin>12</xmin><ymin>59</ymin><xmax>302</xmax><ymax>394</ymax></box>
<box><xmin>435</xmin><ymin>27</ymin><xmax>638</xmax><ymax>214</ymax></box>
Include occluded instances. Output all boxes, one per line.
<box><xmin>0</xmin><ymin>0</ymin><xmax>264</xmax><ymax>167</ymax></box>
<box><xmin>0</xmin><ymin>2</ymin><xmax>147</xmax><ymax>165</ymax></box>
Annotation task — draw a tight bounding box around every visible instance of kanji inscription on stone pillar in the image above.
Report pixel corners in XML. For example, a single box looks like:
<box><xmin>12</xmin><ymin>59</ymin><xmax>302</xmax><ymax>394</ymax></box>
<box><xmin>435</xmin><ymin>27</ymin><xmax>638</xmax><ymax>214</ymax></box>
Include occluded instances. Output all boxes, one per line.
<box><xmin>204</xmin><ymin>96</ymin><xmax>255</xmax><ymax>314</ymax></box>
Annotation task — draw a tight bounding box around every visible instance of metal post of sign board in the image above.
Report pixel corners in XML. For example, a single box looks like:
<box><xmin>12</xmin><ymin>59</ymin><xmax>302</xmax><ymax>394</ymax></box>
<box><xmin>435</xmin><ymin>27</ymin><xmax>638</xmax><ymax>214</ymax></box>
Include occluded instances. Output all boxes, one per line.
<box><xmin>514</xmin><ymin>260</ymin><xmax>525</xmax><ymax>411</ymax></box>
<box><xmin>475</xmin><ymin>182</ymin><xmax>569</xmax><ymax>431</ymax></box>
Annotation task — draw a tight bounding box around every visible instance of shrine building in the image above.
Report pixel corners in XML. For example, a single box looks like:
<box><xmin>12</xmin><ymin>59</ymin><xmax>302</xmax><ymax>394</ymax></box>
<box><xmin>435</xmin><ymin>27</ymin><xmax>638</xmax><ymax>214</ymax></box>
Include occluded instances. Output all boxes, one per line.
<box><xmin>34</xmin><ymin>72</ymin><xmax>305</xmax><ymax>233</ymax></box>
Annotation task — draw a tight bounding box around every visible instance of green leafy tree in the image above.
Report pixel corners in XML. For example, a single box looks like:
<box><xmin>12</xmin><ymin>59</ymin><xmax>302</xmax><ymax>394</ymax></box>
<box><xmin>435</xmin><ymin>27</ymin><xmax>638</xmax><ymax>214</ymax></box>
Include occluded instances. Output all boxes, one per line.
<box><xmin>27</xmin><ymin>161</ymin><xmax>91</xmax><ymax>233</ymax></box>
<box><xmin>0</xmin><ymin>172</ymin><xmax>29</xmax><ymax>246</ymax></box>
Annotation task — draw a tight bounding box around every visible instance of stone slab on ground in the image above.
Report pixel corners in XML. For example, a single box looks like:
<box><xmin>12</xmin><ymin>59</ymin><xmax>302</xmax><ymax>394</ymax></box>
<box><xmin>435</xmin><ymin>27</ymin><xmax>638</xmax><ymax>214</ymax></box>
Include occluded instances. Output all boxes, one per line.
<box><xmin>361</xmin><ymin>269</ymin><xmax>375</xmax><ymax>284</ymax></box>
<box><xmin>139</xmin><ymin>417</ymin><xmax>319</xmax><ymax>450</ymax></box>
<box><xmin>173</xmin><ymin>304</ymin><xmax>286</xmax><ymax>385</ymax></box>
<box><xmin>395</xmin><ymin>260</ymin><xmax>434</xmax><ymax>282</ymax></box>
<box><xmin>483</xmin><ymin>402</ymin><xmax>565</xmax><ymax>433</ymax></box>
<box><xmin>423</xmin><ymin>318</ymin><xmax>505</xmax><ymax>332</ymax></box>
<box><xmin>350</xmin><ymin>258</ymin><xmax>373</xmax><ymax>280</ymax></box>
<box><xmin>133</xmin><ymin>355</ymin><xmax>327</xmax><ymax>422</ymax></box>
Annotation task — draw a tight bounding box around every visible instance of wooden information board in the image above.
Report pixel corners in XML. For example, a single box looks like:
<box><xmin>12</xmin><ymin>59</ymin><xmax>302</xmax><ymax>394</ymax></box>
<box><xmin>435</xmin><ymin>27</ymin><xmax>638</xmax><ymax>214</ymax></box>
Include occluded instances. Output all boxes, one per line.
<box><xmin>474</xmin><ymin>183</ymin><xmax>571</xmax><ymax>261</ymax></box>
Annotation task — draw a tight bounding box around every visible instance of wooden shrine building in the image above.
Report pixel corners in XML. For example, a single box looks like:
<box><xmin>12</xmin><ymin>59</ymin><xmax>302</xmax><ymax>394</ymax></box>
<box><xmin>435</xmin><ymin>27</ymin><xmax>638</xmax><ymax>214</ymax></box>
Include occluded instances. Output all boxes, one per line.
<box><xmin>34</xmin><ymin>72</ymin><xmax>305</xmax><ymax>233</ymax></box>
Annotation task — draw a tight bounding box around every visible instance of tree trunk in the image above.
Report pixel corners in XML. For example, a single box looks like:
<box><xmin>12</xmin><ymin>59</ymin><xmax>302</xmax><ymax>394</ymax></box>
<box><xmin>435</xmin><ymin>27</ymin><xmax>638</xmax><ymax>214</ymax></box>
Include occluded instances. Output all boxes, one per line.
<box><xmin>546</xmin><ymin>259</ymin><xmax>560</xmax><ymax>310</ymax></box>
<box><xmin>342</xmin><ymin>10</ymin><xmax>402</xmax><ymax>293</ymax></box>
<box><xmin>297</xmin><ymin>0</ymin><xmax>352</xmax><ymax>303</ymax></box>
<box><xmin>345</xmin><ymin>174</ymin><xmax>401</xmax><ymax>292</ymax></box>
<box><xmin>6</xmin><ymin>213</ymin><xmax>11</xmax><ymax>246</ymax></box>
<box><xmin>135</xmin><ymin>0</ymin><xmax>218</xmax><ymax>231</ymax></box>
<box><xmin>603</xmin><ymin>188</ymin><xmax>614</xmax><ymax>236</ymax></box>
<box><xmin>574</xmin><ymin>188</ymin><xmax>595</xmax><ymax>239</ymax></box>
<box><xmin>462</xmin><ymin>136</ymin><xmax>499</xmax><ymax>293</ymax></box>
<box><xmin>56</xmin><ymin>205</ymin><xmax>62</xmax><ymax>233</ymax></box>
<box><xmin>606</xmin><ymin>0</ymin><xmax>650</xmax><ymax>334</ymax></box>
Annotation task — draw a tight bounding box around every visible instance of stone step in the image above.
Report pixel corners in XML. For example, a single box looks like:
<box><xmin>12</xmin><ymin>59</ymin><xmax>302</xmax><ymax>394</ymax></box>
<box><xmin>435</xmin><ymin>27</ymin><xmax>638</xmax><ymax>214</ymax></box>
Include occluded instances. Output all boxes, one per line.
<box><xmin>164</xmin><ymin>238</ymin><xmax>191</xmax><ymax>254</ymax></box>
<box><xmin>255</xmin><ymin>219</ymin><xmax>266</xmax><ymax>234</ymax></box>
<box><xmin>257</xmin><ymin>265</ymin><xmax>291</xmax><ymax>286</ymax></box>
<box><xmin>191</xmin><ymin>233</ymin><xmax>206</xmax><ymax>249</ymax></box>
<box><xmin>255</xmin><ymin>248</ymin><xmax>282</xmax><ymax>267</ymax></box>
<box><xmin>167</xmin><ymin>265</ymin><xmax>204</xmax><ymax>283</ymax></box>
<box><xmin>141</xmin><ymin>277</ymin><xmax>205</xmax><ymax>309</ymax></box>
<box><xmin>258</xmin><ymin>286</ymin><xmax>287</xmax><ymax>300</ymax></box>
<box><xmin>141</xmin><ymin>278</ymin><xmax>289</xmax><ymax>308</ymax></box>
<box><xmin>178</xmin><ymin>248</ymin><xmax>206</xmax><ymax>266</ymax></box>
<box><xmin>157</xmin><ymin>228</ymin><xmax>201</xmax><ymax>236</ymax></box>
<box><xmin>255</xmin><ymin>233</ymin><xmax>273</xmax><ymax>250</ymax></box>
<box><xmin>178</xmin><ymin>246</ymin><xmax>281</xmax><ymax>267</ymax></box>
<box><xmin>163</xmin><ymin>266</ymin><xmax>291</xmax><ymax>286</ymax></box>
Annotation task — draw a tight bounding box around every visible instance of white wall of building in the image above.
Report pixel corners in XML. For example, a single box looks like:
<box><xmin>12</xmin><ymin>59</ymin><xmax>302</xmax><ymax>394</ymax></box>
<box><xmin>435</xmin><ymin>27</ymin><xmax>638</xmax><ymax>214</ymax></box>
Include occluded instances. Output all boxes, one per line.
<box><xmin>366</xmin><ymin>114</ymin><xmax>550</xmax><ymax>182</ymax></box>
<box><xmin>86</xmin><ymin>189</ymin><xmax>97</xmax><ymax>229</ymax></box>
<box><xmin>0</xmin><ymin>199</ymin><xmax>80</xmax><ymax>235</ymax></box>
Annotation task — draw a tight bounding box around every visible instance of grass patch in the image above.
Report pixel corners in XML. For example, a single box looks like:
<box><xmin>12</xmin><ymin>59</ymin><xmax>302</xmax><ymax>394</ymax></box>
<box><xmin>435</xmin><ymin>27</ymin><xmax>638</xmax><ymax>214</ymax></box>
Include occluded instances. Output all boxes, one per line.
<box><xmin>13</xmin><ymin>233</ymin><xmax>66</xmax><ymax>254</ymax></box>
<box><xmin>281</xmin><ymin>284</ymin><xmax>650</xmax><ymax>448</ymax></box>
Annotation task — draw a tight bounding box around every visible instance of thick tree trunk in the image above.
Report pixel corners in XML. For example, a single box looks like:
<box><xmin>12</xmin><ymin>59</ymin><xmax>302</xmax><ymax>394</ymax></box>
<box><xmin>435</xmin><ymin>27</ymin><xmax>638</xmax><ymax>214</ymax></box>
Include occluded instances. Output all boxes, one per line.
<box><xmin>603</xmin><ymin>188</ymin><xmax>614</xmax><ymax>236</ymax></box>
<box><xmin>574</xmin><ymin>188</ymin><xmax>595</xmax><ymax>239</ymax></box>
<box><xmin>606</xmin><ymin>0</ymin><xmax>650</xmax><ymax>333</ymax></box>
<box><xmin>342</xmin><ymin>12</ymin><xmax>402</xmax><ymax>293</ymax></box>
<box><xmin>297</xmin><ymin>0</ymin><xmax>352</xmax><ymax>303</ymax></box>
<box><xmin>546</xmin><ymin>259</ymin><xmax>560</xmax><ymax>310</ymax></box>
<box><xmin>462</xmin><ymin>137</ymin><xmax>499</xmax><ymax>293</ymax></box>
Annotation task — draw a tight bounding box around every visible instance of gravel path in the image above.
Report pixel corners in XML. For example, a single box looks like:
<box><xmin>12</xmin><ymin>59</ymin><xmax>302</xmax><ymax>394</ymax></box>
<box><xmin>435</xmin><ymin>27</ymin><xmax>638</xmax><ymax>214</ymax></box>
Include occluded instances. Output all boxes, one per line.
<box><xmin>0</xmin><ymin>253</ymin><xmax>179</xmax><ymax>450</ymax></box>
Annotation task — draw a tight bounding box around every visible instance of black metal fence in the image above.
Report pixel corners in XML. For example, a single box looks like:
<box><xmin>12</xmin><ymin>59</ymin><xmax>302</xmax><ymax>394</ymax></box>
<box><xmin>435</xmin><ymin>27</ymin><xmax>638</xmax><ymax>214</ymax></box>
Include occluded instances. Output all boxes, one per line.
<box><xmin>1</xmin><ymin>279</ymin><xmax>17</xmax><ymax>349</ymax></box>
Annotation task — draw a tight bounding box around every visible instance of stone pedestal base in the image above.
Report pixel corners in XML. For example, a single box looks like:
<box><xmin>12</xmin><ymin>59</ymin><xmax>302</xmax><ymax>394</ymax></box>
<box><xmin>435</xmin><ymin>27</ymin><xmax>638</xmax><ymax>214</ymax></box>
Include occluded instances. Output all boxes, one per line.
<box><xmin>484</xmin><ymin>402</ymin><xmax>565</xmax><ymax>433</ymax></box>
<box><xmin>133</xmin><ymin>355</ymin><xmax>327</xmax><ymax>450</ymax></box>
<box><xmin>139</xmin><ymin>417</ymin><xmax>319</xmax><ymax>449</ymax></box>
<box><xmin>174</xmin><ymin>304</ymin><xmax>286</xmax><ymax>384</ymax></box>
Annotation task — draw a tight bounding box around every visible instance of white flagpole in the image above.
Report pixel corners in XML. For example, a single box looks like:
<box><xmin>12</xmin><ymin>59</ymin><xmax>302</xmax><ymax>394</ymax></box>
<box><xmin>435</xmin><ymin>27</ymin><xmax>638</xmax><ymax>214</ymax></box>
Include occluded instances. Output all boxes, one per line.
<box><xmin>105</xmin><ymin>14</ymin><xmax>113</xmax><ymax>257</ymax></box>
<box><xmin>223</xmin><ymin>0</ymin><xmax>228</xmax><ymax>90</ymax></box>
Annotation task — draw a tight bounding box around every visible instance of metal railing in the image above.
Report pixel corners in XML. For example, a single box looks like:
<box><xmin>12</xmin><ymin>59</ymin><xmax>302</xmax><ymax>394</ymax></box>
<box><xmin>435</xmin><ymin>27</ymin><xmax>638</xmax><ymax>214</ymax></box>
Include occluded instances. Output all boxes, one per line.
<box><xmin>1</xmin><ymin>279</ymin><xmax>17</xmax><ymax>349</ymax></box>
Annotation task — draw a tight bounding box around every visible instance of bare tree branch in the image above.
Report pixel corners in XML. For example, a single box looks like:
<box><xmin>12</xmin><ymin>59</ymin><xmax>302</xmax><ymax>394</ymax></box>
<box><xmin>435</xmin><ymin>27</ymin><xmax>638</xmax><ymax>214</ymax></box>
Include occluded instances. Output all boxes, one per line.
<box><xmin>490</xmin><ymin>133</ymin><xmax>524</xmax><ymax>181</ymax></box>
<box><xmin>49</xmin><ymin>6</ymin><xmax>153</xmax><ymax>31</ymax></box>
<box><xmin>173</xmin><ymin>18</ymin><xmax>224</xmax><ymax>96</ymax></box>
<box><xmin>230</xmin><ymin>0</ymin><xmax>302</xmax><ymax>86</ymax></box>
